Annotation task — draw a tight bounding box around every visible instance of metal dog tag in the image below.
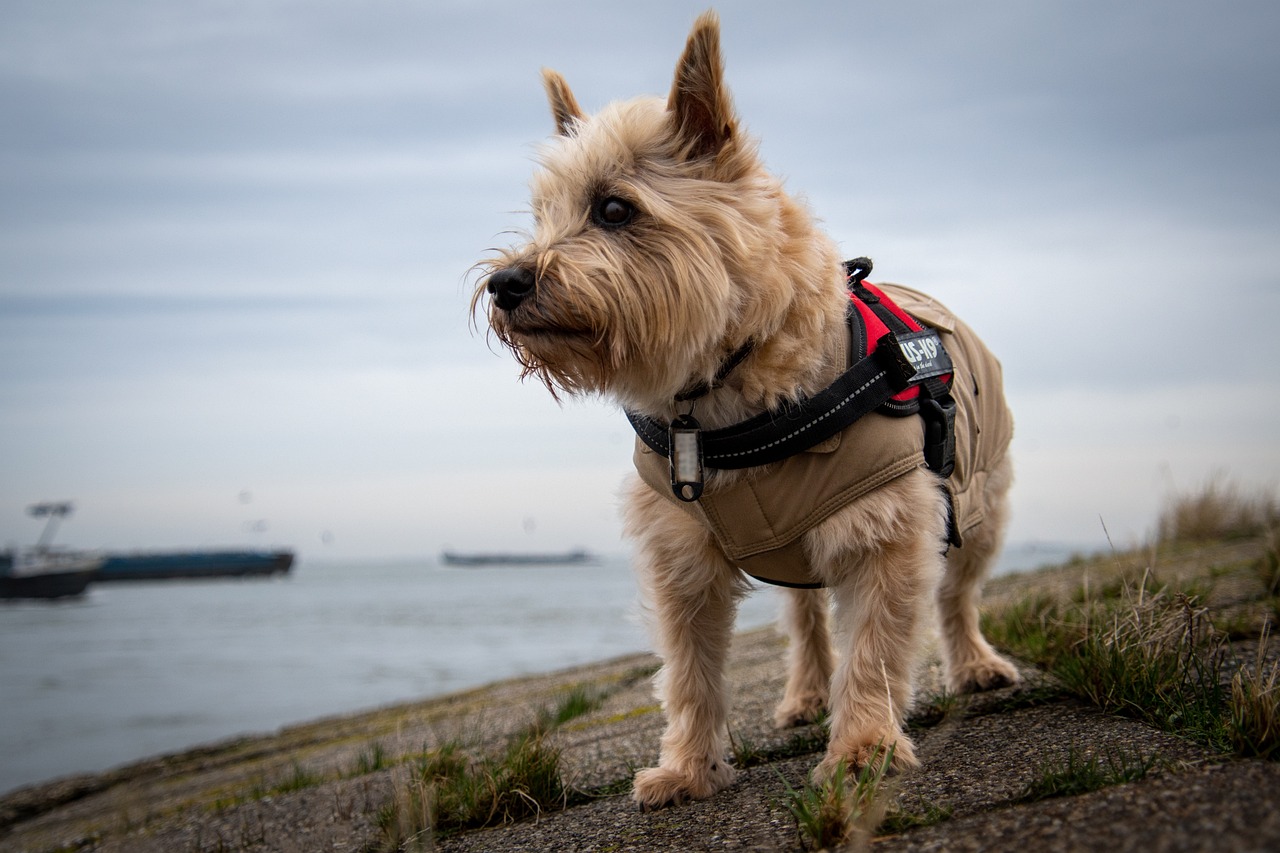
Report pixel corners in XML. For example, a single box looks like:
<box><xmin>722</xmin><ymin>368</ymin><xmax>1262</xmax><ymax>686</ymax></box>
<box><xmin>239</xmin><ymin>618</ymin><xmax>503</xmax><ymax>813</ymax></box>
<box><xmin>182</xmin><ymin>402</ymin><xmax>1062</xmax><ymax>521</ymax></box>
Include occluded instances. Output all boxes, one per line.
<box><xmin>669</xmin><ymin>414</ymin><xmax>704</xmax><ymax>502</ymax></box>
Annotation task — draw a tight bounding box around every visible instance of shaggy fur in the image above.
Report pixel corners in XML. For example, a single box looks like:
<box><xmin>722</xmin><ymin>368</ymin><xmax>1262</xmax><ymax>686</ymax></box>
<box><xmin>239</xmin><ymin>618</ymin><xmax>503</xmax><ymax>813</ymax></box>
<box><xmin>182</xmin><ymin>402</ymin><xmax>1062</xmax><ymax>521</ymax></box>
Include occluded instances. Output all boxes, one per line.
<box><xmin>476</xmin><ymin>10</ymin><xmax>1019</xmax><ymax>810</ymax></box>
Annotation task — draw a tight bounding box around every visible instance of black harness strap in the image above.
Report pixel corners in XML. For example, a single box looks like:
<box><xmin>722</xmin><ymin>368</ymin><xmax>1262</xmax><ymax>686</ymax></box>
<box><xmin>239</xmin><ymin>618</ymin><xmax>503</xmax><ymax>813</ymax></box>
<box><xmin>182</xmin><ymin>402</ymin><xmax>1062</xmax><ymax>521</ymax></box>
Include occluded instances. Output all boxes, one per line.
<box><xmin>627</xmin><ymin>335</ymin><xmax>917</xmax><ymax>469</ymax></box>
<box><xmin>674</xmin><ymin>339</ymin><xmax>756</xmax><ymax>403</ymax></box>
<box><xmin>627</xmin><ymin>258</ymin><xmax>959</xmax><ymax>515</ymax></box>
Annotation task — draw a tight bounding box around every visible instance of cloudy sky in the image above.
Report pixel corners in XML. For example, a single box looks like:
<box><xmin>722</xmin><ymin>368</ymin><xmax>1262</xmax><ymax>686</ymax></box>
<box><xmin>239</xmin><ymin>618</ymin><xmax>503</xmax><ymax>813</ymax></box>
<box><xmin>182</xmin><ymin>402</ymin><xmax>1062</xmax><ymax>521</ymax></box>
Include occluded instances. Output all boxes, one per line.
<box><xmin>2</xmin><ymin>0</ymin><xmax>1277</xmax><ymax>561</ymax></box>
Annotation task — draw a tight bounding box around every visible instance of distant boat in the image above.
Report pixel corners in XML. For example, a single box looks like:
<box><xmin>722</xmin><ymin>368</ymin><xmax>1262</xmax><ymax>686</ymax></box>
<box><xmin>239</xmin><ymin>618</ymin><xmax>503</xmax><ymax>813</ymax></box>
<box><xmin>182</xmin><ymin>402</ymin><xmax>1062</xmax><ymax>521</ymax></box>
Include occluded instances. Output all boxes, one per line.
<box><xmin>0</xmin><ymin>549</ymin><xmax>102</xmax><ymax>600</ymax></box>
<box><xmin>440</xmin><ymin>549</ymin><xmax>594</xmax><ymax>567</ymax></box>
<box><xmin>96</xmin><ymin>549</ymin><xmax>294</xmax><ymax>581</ymax></box>
<box><xmin>1</xmin><ymin>502</ymin><xmax>101</xmax><ymax>600</ymax></box>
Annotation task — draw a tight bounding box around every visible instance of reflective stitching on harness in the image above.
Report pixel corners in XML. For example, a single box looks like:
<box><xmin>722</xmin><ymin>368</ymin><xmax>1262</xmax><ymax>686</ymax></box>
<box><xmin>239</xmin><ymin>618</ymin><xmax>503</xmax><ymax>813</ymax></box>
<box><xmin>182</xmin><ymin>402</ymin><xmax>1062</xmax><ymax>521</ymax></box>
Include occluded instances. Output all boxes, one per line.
<box><xmin>707</xmin><ymin>369</ymin><xmax>887</xmax><ymax>462</ymax></box>
<box><xmin>631</xmin><ymin>416</ymin><xmax>664</xmax><ymax>448</ymax></box>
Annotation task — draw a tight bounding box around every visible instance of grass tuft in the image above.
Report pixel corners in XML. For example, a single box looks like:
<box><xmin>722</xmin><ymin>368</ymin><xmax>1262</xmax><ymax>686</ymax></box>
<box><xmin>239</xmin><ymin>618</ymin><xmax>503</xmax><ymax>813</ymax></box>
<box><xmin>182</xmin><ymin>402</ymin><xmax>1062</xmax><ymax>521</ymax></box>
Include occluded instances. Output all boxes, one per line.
<box><xmin>782</xmin><ymin>744</ymin><xmax>895</xmax><ymax>851</ymax></box>
<box><xmin>353</xmin><ymin>741</ymin><xmax>392</xmax><ymax>777</ymax></box>
<box><xmin>537</xmin><ymin>685</ymin><xmax>605</xmax><ymax>730</ymax></box>
<box><xmin>1258</xmin><ymin>534</ymin><xmax>1280</xmax><ymax>597</ymax></box>
<box><xmin>374</xmin><ymin>685</ymin><xmax>609</xmax><ymax>849</ymax></box>
<box><xmin>1227</xmin><ymin>625</ymin><xmax>1280</xmax><ymax>760</ymax></box>
<box><xmin>879</xmin><ymin>802</ymin><xmax>953</xmax><ymax>834</ymax></box>
<box><xmin>376</xmin><ymin>733</ymin><xmax>568</xmax><ymax>849</ymax></box>
<box><xmin>986</xmin><ymin>545</ymin><xmax>1280</xmax><ymax>762</ymax></box>
<box><xmin>987</xmin><ymin>575</ymin><xmax>1235</xmax><ymax>751</ymax></box>
<box><xmin>252</xmin><ymin>762</ymin><xmax>325</xmax><ymax>799</ymax></box>
<box><xmin>908</xmin><ymin>689</ymin><xmax>962</xmax><ymax>730</ymax></box>
<box><xmin>1015</xmin><ymin>746</ymin><xmax>1164</xmax><ymax>804</ymax></box>
<box><xmin>729</xmin><ymin>729</ymin><xmax>766</xmax><ymax>768</ymax></box>
<box><xmin>1157</xmin><ymin>476</ymin><xmax>1279</xmax><ymax>543</ymax></box>
<box><xmin>1057</xmin><ymin>587</ymin><xmax>1229</xmax><ymax>748</ymax></box>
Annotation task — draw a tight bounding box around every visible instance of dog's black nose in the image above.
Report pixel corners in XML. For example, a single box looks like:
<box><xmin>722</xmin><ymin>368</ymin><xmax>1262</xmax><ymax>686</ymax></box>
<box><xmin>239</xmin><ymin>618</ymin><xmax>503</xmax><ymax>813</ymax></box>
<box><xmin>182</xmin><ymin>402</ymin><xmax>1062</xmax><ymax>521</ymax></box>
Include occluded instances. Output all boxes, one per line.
<box><xmin>486</xmin><ymin>267</ymin><xmax>536</xmax><ymax>311</ymax></box>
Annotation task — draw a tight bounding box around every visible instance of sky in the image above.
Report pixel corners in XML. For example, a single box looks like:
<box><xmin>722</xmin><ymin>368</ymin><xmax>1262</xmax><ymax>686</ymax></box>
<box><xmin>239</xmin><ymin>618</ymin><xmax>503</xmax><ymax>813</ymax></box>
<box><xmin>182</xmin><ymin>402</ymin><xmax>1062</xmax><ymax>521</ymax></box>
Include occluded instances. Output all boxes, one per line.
<box><xmin>1</xmin><ymin>0</ymin><xmax>1278</xmax><ymax>562</ymax></box>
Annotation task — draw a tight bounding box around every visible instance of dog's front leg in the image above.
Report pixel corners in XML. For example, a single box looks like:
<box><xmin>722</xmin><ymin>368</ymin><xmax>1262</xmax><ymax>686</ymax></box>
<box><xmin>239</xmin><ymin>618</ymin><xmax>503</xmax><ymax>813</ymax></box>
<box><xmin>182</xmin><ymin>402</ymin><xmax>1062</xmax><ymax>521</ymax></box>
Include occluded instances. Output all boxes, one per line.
<box><xmin>625</xmin><ymin>482</ymin><xmax>742</xmax><ymax>810</ymax></box>
<box><xmin>808</xmin><ymin>470</ymin><xmax>946</xmax><ymax>781</ymax></box>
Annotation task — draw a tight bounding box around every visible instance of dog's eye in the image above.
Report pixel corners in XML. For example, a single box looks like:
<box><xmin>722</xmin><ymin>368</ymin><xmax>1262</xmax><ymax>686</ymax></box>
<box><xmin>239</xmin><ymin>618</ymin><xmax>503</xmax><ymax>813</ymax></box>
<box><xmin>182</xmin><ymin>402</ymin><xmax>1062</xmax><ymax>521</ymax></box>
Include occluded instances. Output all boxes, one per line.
<box><xmin>592</xmin><ymin>196</ymin><xmax>636</xmax><ymax>229</ymax></box>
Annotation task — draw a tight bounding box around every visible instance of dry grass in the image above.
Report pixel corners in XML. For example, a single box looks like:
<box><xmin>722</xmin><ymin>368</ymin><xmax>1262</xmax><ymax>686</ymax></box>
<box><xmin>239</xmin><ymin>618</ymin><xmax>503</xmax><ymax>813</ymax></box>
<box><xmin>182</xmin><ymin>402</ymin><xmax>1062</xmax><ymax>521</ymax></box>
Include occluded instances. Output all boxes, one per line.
<box><xmin>987</xmin><ymin>575</ymin><xmax>1234</xmax><ymax>750</ymax></box>
<box><xmin>1229</xmin><ymin>625</ymin><xmax>1280</xmax><ymax>760</ymax></box>
<box><xmin>1158</xmin><ymin>477</ymin><xmax>1279</xmax><ymax>543</ymax></box>
<box><xmin>986</xmin><ymin>546</ymin><xmax>1280</xmax><ymax>762</ymax></box>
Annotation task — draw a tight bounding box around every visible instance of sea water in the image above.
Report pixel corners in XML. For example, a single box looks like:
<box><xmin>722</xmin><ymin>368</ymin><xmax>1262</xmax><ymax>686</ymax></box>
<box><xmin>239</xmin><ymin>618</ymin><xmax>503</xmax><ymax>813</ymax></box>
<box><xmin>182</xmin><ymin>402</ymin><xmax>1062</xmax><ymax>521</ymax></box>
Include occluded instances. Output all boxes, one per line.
<box><xmin>0</xmin><ymin>544</ymin><xmax>1069</xmax><ymax>795</ymax></box>
<box><xmin>0</xmin><ymin>555</ymin><xmax>771</xmax><ymax>794</ymax></box>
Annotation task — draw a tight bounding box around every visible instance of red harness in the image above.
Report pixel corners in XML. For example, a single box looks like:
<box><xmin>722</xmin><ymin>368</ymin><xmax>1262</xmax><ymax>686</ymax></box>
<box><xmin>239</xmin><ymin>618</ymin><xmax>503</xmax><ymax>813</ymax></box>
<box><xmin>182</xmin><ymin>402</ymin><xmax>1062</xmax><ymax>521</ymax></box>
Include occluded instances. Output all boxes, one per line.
<box><xmin>848</xmin><ymin>280</ymin><xmax>954</xmax><ymax>409</ymax></box>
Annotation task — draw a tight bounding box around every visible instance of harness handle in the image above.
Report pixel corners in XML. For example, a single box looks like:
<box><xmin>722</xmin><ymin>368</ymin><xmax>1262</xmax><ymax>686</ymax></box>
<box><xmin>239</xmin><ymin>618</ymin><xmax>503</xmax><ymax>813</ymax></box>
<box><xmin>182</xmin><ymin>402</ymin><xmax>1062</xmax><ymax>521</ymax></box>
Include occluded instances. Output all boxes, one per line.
<box><xmin>843</xmin><ymin>257</ymin><xmax>873</xmax><ymax>287</ymax></box>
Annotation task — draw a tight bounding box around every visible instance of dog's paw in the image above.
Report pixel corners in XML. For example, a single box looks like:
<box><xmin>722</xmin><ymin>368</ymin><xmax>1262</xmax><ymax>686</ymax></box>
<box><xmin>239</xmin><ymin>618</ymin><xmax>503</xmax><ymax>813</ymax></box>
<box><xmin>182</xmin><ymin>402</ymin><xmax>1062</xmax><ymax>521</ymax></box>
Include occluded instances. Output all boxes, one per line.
<box><xmin>774</xmin><ymin>692</ymin><xmax>828</xmax><ymax>729</ymax></box>
<box><xmin>814</xmin><ymin>731</ymin><xmax>918</xmax><ymax>786</ymax></box>
<box><xmin>631</xmin><ymin>758</ymin><xmax>736</xmax><ymax>811</ymax></box>
<box><xmin>949</xmin><ymin>654</ymin><xmax>1021</xmax><ymax>694</ymax></box>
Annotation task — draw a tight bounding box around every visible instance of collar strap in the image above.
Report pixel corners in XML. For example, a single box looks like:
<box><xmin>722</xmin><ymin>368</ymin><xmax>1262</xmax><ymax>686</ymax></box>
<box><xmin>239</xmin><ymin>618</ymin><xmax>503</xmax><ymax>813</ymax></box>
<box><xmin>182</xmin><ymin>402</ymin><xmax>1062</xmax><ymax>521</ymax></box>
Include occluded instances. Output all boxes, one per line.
<box><xmin>673</xmin><ymin>339</ymin><xmax>756</xmax><ymax>403</ymax></box>
<box><xmin>627</xmin><ymin>326</ymin><xmax>937</xmax><ymax>470</ymax></box>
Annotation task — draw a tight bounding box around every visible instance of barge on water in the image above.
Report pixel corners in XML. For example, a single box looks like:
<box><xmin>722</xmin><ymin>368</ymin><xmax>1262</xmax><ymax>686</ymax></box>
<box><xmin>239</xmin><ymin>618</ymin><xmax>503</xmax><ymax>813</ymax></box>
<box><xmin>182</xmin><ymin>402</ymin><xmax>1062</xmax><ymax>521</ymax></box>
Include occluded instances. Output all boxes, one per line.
<box><xmin>97</xmin><ymin>549</ymin><xmax>294</xmax><ymax>581</ymax></box>
<box><xmin>440</xmin><ymin>549</ymin><xmax>593</xmax><ymax>567</ymax></box>
<box><xmin>1</xmin><ymin>549</ymin><xmax>101</xmax><ymax>600</ymax></box>
<box><xmin>1</xmin><ymin>502</ymin><xmax>101</xmax><ymax>601</ymax></box>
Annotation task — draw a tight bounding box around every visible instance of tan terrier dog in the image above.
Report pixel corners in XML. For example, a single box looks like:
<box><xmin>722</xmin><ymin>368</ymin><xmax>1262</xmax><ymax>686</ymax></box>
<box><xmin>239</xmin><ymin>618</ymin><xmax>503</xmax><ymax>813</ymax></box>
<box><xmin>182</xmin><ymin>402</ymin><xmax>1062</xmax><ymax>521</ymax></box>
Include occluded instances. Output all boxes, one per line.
<box><xmin>476</xmin><ymin>10</ymin><xmax>1019</xmax><ymax>809</ymax></box>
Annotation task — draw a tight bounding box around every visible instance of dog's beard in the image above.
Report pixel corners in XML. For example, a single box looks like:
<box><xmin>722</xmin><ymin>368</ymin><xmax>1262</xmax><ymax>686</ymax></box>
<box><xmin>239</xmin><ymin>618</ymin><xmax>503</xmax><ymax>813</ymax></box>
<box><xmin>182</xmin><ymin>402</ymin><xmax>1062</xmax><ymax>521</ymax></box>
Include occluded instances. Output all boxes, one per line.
<box><xmin>500</xmin><ymin>323</ymin><xmax>619</xmax><ymax>398</ymax></box>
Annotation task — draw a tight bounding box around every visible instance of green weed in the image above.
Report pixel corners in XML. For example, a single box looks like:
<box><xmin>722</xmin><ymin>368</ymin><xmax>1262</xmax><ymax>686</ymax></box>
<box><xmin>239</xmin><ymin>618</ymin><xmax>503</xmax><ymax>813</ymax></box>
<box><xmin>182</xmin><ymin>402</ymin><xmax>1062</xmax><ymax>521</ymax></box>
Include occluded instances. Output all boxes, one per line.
<box><xmin>908</xmin><ymin>689</ymin><xmax>962</xmax><ymax>729</ymax></box>
<box><xmin>1016</xmin><ymin>746</ymin><xmax>1164</xmax><ymax>803</ymax></box>
<box><xmin>252</xmin><ymin>762</ymin><xmax>325</xmax><ymax>799</ymax></box>
<box><xmin>1056</xmin><ymin>589</ymin><xmax>1229</xmax><ymax>749</ymax></box>
<box><xmin>376</xmin><ymin>733</ymin><xmax>567</xmax><ymax>849</ymax></box>
<box><xmin>729</xmin><ymin>729</ymin><xmax>766</xmax><ymax>768</ymax></box>
<box><xmin>537</xmin><ymin>684</ymin><xmax>605</xmax><ymax>730</ymax></box>
<box><xmin>374</xmin><ymin>687</ymin><xmax>604</xmax><ymax>849</ymax></box>
<box><xmin>782</xmin><ymin>744</ymin><xmax>895</xmax><ymax>851</ymax></box>
<box><xmin>353</xmin><ymin>741</ymin><xmax>392</xmax><ymax>777</ymax></box>
<box><xmin>879</xmin><ymin>802</ymin><xmax>953</xmax><ymax>834</ymax></box>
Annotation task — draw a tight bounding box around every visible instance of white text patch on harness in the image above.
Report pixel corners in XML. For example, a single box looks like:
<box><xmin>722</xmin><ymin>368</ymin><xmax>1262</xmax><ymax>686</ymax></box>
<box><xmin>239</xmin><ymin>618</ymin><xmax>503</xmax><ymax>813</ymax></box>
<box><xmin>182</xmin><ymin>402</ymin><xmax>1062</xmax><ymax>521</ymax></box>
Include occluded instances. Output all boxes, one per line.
<box><xmin>896</xmin><ymin>329</ymin><xmax>952</xmax><ymax>381</ymax></box>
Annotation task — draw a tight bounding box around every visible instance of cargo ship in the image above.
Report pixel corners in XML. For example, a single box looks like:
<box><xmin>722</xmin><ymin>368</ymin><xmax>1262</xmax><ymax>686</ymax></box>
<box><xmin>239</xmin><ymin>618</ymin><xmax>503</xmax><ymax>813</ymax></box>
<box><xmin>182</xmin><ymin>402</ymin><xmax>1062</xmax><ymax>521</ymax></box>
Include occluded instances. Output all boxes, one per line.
<box><xmin>440</xmin><ymin>549</ymin><xmax>593</xmax><ymax>567</ymax></box>
<box><xmin>96</xmin><ymin>549</ymin><xmax>294</xmax><ymax>581</ymax></box>
<box><xmin>1</xmin><ymin>502</ymin><xmax>101</xmax><ymax>600</ymax></box>
<box><xmin>0</xmin><ymin>549</ymin><xmax>102</xmax><ymax>600</ymax></box>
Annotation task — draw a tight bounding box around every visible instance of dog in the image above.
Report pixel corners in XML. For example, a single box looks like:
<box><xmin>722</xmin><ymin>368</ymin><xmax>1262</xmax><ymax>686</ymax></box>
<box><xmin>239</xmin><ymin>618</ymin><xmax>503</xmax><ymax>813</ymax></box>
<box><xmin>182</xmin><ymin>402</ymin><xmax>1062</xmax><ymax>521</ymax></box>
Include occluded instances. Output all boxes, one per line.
<box><xmin>475</xmin><ymin>10</ymin><xmax>1019</xmax><ymax>810</ymax></box>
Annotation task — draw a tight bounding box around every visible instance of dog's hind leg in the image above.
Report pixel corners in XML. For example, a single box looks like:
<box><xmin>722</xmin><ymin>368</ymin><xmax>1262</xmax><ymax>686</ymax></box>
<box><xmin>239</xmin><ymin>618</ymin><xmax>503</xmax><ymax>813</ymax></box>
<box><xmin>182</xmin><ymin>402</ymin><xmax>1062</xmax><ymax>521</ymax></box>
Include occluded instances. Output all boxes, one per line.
<box><xmin>774</xmin><ymin>588</ymin><xmax>833</xmax><ymax>727</ymax></box>
<box><xmin>624</xmin><ymin>480</ymin><xmax>745</xmax><ymax>809</ymax></box>
<box><xmin>938</xmin><ymin>455</ymin><xmax>1021</xmax><ymax>693</ymax></box>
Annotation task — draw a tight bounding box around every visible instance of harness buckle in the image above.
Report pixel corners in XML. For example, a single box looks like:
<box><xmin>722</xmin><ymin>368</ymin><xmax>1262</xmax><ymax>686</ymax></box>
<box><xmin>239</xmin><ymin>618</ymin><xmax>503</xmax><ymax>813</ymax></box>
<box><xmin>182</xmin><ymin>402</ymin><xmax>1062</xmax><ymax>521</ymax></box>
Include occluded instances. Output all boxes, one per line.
<box><xmin>875</xmin><ymin>332</ymin><xmax>918</xmax><ymax>390</ymax></box>
<box><xmin>920</xmin><ymin>394</ymin><xmax>957</xmax><ymax>478</ymax></box>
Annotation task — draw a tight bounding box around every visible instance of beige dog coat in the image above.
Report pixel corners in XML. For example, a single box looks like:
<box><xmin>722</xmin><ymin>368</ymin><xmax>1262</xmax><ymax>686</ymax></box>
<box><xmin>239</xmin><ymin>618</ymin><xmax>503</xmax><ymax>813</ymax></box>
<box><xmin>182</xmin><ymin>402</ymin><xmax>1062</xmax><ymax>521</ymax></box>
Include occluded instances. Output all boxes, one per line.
<box><xmin>632</xmin><ymin>283</ymin><xmax>1013</xmax><ymax>587</ymax></box>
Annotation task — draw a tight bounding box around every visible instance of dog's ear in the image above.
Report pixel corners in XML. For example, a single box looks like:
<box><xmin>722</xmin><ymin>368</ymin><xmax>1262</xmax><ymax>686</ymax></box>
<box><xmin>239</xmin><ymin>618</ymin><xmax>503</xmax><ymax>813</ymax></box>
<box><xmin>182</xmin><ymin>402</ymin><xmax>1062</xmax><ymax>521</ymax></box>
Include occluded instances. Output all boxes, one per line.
<box><xmin>667</xmin><ymin>10</ymin><xmax>736</xmax><ymax>161</ymax></box>
<box><xmin>542</xmin><ymin>69</ymin><xmax>585</xmax><ymax>136</ymax></box>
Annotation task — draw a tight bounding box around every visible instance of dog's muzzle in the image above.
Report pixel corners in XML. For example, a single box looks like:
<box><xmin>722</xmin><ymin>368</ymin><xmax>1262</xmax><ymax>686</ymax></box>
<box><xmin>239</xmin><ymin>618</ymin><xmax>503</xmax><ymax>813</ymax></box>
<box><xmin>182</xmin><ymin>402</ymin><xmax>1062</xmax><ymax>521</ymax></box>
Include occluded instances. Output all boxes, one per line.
<box><xmin>487</xmin><ymin>267</ymin><xmax>536</xmax><ymax>311</ymax></box>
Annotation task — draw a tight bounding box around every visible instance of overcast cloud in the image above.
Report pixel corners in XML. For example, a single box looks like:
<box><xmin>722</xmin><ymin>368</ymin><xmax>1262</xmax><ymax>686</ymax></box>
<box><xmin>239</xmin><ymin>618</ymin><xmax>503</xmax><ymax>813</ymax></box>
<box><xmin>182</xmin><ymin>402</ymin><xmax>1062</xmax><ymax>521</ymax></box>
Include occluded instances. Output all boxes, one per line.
<box><xmin>2</xmin><ymin>0</ymin><xmax>1277</xmax><ymax>560</ymax></box>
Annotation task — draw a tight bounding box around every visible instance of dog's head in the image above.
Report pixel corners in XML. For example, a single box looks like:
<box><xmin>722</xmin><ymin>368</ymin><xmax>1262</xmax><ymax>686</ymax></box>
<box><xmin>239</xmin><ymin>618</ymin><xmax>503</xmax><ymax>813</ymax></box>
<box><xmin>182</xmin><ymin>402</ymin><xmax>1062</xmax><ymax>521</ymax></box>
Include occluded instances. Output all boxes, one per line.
<box><xmin>476</xmin><ymin>11</ymin><xmax>840</xmax><ymax>414</ymax></box>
